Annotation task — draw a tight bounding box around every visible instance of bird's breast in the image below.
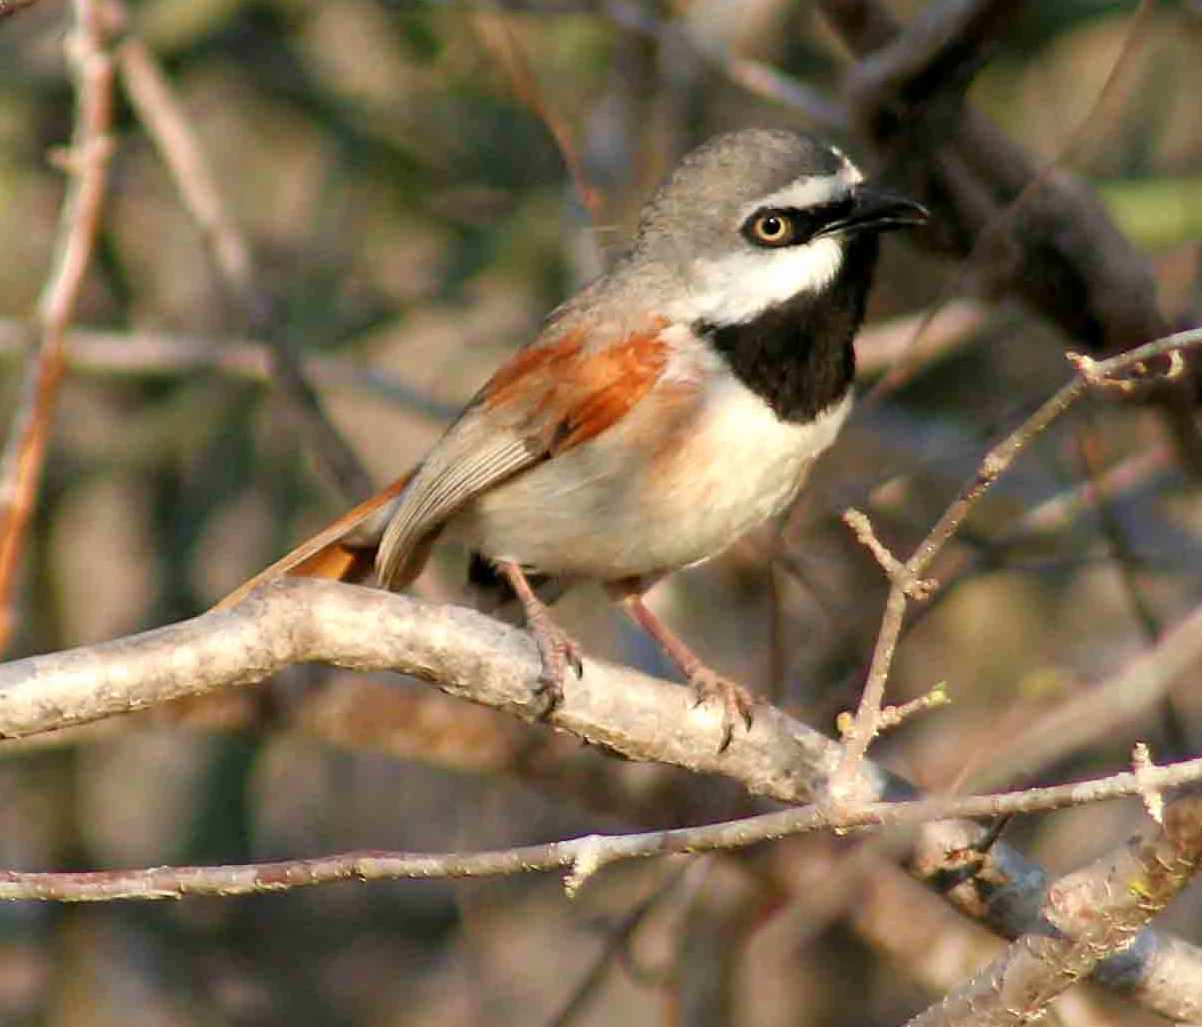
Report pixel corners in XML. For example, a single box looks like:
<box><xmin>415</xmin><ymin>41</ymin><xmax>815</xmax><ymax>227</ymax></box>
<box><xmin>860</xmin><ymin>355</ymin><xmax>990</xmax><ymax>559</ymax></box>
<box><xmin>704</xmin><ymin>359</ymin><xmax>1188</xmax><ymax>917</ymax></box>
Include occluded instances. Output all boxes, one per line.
<box><xmin>637</xmin><ymin>375</ymin><xmax>852</xmax><ymax>565</ymax></box>
<box><xmin>448</xmin><ymin>367</ymin><xmax>852</xmax><ymax>580</ymax></box>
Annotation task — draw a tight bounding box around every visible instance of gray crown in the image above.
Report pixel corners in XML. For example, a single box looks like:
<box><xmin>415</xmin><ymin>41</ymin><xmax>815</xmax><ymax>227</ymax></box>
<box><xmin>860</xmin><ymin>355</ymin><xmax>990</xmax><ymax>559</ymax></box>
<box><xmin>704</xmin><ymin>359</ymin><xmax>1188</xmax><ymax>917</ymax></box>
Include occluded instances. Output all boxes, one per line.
<box><xmin>633</xmin><ymin>129</ymin><xmax>854</xmax><ymax>261</ymax></box>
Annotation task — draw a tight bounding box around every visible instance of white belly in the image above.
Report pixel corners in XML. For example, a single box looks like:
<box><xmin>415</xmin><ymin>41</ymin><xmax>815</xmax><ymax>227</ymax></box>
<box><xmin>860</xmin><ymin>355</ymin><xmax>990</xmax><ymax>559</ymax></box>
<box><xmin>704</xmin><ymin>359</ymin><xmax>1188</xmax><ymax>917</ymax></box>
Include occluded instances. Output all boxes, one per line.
<box><xmin>447</xmin><ymin>374</ymin><xmax>851</xmax><ymax>582</ymax></box>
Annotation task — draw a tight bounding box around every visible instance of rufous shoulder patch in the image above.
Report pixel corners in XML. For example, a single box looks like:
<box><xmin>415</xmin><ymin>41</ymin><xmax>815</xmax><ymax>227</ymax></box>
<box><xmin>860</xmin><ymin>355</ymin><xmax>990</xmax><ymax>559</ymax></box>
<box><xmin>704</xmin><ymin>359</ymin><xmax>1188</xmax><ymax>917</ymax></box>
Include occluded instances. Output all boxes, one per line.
<box><xmin>479</xmin><ymin>320</ymin><xmax>670</xmax><ymax>455</ymax></box>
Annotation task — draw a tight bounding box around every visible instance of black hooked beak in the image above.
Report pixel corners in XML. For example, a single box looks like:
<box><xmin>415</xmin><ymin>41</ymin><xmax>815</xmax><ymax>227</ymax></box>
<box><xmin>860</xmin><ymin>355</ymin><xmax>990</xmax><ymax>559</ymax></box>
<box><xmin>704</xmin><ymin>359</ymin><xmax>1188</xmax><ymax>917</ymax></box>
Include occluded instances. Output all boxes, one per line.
<box><xmin>817</xmin><ymin>186</ymin><xmax>929</xmax><ymax>238</ymax></box>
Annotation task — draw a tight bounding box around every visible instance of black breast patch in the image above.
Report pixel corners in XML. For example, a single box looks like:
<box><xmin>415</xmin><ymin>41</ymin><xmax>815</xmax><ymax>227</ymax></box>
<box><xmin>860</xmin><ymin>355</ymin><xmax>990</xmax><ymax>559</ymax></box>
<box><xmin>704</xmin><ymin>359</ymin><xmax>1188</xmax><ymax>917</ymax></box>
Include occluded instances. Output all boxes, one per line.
<box><xmin>695</xmin><ymin>234</ymin><xmax>879</xmax><ymax>423</ymax></box>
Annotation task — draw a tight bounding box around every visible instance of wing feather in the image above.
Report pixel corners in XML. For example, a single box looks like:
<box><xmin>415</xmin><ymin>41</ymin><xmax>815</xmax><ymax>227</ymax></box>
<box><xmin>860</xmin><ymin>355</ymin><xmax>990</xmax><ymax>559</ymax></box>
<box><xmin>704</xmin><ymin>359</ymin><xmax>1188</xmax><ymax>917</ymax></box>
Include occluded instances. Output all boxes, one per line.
<box><xmin>374</xmin><ymin>322</ymin><xmax>669</xmax><ymax>588</ymax></box>
<box><xmin>375</xmin><ymin>431</ymin><xmax>537</xmax><ymax>587</ymax></box>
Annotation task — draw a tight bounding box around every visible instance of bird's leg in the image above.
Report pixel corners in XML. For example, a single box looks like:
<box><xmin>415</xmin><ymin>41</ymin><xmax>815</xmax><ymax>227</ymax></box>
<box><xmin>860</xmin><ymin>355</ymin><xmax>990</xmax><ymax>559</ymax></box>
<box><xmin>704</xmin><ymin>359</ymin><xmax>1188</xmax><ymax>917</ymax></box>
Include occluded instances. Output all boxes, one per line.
<box><xmin>611</xmin><ymin>585</ymin><xmax>754</xmax><ymax>751</ymax></box>
<box><xmin>495</xmin><ymin>559</ymin><xmax>583</xmax><ymax>712</ymax></box>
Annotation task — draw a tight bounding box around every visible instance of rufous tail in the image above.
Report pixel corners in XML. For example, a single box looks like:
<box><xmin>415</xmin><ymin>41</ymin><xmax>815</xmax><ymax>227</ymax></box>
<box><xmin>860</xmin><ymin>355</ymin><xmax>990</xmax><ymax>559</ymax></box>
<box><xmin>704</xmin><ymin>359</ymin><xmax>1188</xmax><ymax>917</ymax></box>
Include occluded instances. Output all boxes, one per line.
<box><xmin>214</xmin><ymin>468</ymin><xmax>415</xmax><ymax>610</ymax></box>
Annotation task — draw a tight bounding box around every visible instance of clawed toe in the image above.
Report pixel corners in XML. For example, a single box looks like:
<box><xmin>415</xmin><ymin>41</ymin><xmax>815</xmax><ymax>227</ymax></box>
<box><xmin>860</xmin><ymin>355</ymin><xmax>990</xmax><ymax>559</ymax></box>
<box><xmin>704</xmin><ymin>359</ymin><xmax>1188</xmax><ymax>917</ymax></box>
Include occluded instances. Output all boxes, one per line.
<box><xmin>690</xmin><ymin>670</ymin><xmax>755</xmax><ymax>752</ymax></box>
<box><xmin>565</xmin><ymin>637</ymin><xmax>584</xmax><ymax>678</ymax></box>
<box><xmin>534</xmin><ymin>668</ymin><xmax>565</xmax><ymax>713</ymax></box>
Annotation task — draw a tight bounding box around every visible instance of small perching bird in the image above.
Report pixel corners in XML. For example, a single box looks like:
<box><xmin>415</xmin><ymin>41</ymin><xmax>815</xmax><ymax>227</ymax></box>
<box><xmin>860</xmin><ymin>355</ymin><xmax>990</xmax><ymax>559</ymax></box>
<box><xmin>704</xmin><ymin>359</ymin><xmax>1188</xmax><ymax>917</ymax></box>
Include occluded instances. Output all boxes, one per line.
<box><xmin>221</xmin><ymin>129</ymin><xmax>928</xmax><ymax>749</ymax></box>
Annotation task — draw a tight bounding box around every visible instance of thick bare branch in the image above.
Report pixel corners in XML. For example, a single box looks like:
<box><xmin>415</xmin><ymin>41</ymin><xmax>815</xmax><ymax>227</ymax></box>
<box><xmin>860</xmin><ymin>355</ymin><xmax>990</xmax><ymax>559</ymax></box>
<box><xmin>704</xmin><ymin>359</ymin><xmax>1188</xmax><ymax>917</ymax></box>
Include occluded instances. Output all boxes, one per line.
<box><xmin>0</xmin><ymin>578</ymin><xmax>874</xmax><ymax>802</ymax></box>
<box><xmin>6</xmin><ymin>577</ymin><xmax>1202</xmax><ymax>813</ymax></box>
<box><xmin>2</xmin><ymin>683</ymin><xmax>1201</xmax><ymax>902</ymax></box>
<box><xmin>4</xmin><ymin>577</ymin><xmax>1202</xmax><ymax>1014</ymax></box>
<box><xmin>906</xmin><ymin>795</ymin><xmax>1202</xmax><ymax>1026</ymax></box>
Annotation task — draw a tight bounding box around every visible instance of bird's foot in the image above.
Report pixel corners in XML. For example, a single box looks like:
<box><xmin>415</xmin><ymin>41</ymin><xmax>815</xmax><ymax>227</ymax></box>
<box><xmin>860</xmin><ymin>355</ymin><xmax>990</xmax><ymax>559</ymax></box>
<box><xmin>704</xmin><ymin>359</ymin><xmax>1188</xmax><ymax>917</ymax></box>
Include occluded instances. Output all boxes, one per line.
<box><xmin>689</xmin><ymin>668</ymin><xmax>755</xmax><ymax>752</ymax></box>
<box><xmin>496</xmin><ymin>558</ymin><xmax>584</xmax><ymax>716</ymax></box>
<box><xmin>525</xmin><ymin>602</ymin><xmax>584</xmax><ymax>715</ymax></box>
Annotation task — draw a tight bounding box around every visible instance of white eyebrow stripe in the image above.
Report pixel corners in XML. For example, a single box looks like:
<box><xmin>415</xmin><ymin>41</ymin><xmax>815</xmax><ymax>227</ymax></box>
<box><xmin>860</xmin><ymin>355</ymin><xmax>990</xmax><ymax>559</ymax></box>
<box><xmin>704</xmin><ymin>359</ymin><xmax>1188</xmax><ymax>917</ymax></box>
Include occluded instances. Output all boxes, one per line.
<box><xmin>738</xmin><ymin>162</ymin><xmax>862</xmax><ymax>224</ymax></box>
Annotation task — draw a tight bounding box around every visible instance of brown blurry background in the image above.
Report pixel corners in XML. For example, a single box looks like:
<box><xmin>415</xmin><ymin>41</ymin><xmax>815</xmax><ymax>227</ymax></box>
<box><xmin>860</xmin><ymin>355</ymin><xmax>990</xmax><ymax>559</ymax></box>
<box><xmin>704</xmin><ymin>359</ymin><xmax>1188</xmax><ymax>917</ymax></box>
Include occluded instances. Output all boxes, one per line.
<box><xmin>2</xmin><ymin>0</ymin><xmax>1202</xmax><ymax>1024</ymax></box>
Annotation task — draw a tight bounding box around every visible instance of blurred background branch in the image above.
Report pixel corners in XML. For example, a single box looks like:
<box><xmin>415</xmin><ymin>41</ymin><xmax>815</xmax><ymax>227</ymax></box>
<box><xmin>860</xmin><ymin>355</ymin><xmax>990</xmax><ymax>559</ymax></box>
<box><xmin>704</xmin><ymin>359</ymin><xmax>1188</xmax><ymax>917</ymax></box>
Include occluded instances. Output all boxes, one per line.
<box><xmin>109</xmin><ymin>0</ymin><xmax>373</xmax><ymax>501</ymax></box>
<box><xmin>0</xmin><ymin>0</ymin><xmax>115</xmax><ymax>651</ymax></box>
<box><xmin>0</xmin><ymin>0</ymin><xmax>40</xmax><ymax>20</ymax></box>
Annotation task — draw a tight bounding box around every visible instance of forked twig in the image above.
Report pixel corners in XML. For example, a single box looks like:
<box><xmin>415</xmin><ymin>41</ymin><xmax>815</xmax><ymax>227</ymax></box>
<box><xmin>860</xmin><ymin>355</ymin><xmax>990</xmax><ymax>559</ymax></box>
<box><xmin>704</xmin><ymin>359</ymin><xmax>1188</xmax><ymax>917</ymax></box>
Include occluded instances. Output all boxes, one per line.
<box><xmin>830</xmin><ymin>328</ymin><xmax>1202</xmax><ymax>805</ymax></box>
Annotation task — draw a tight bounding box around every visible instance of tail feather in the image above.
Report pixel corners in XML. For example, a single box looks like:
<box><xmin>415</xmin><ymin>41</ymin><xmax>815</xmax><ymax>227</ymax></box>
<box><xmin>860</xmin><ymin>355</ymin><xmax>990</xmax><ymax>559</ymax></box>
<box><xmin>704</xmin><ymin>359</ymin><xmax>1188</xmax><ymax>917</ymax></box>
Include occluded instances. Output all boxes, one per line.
<box><xmin>214</xmin><ymin>468</ymin><xmax>416</xmax><ymax>610</ymax></box>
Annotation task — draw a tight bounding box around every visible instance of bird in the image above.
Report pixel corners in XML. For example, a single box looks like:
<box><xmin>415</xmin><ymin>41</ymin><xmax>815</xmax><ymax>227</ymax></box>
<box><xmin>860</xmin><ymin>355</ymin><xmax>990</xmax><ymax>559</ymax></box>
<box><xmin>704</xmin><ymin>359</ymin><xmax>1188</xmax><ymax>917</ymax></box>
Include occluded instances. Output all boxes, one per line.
<box><xmin>219</xmin><ymin>128</ymin><xmax>928</xmax><ymax>749</ymax></box>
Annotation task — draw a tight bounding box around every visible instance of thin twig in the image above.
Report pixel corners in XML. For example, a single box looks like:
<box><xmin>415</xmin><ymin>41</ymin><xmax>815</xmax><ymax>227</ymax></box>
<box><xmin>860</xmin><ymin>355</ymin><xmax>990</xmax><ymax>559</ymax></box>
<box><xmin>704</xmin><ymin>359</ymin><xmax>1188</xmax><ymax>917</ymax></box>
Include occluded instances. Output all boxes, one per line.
<box><xmin>846</xmin><ymin>0</ymin><xmax>1022</xmax><ymax>123</ymax></box>
<box><xmin>603</xmin><ymin>0</ymin><xmax>847</xmax><ymax>131</ymax></box>
<box><xmin>544</xmin><ymin>863</ymin><xmax>692</xmax><ymax>1027</ymax></box>
<box><xmin>968</xmin><ymin>596</ymin><xmax>1202</xmax><ymax>799</ymax></box>
<box><xmin>3</xmin><ymin>754</ymin><xmax>1202</xmax><ymax>903</ymax></box>
<box><xmin>875</xmin><ymin>683</ymin><xmax>950</xmax><ymax>732</ymax></box>
<box><xmin>113</xmin><ymin>28</ymin><xmax>252</xmax><ymax>297</ymax></box>
<box><xmin>1073</xmin><ymin>416</ymin><xmax>1192</xmax><ymax>757</ymax></box>
<box><xmin>832</xmin><ymin>381</ymin><xmax>1087</xmax><ymax>802</ymax></box>
<box><xmin>1075</xmin><ymin>424</ymin><xmax>1163</xmax><ymax>644</ymax></box>
<box><xmin>1008</xmin><ymin>442</ymin><xmax>1171</xmax><ymax>542</ymax></box>
<box><xmin>855</xmin><ymin>300</ymin><xmax>988</xmax><ymax>385</ymax></box>
<box><xmin>0</xmin><ymin>0</ymin><xmax>116</xmax><ymax>652</ymax></box>
<box><xmin>842</xmin><ymin>508</ymin><xmax>937</xmax><ymax>599</ymax></box>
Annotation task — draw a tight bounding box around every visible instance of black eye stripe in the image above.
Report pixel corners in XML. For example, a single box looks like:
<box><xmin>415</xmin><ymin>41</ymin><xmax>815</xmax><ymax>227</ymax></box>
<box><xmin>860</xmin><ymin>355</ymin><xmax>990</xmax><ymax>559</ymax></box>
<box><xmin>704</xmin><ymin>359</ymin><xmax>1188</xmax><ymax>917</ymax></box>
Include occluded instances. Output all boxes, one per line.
<box><xmin>741</xmin><ymin>196</ymin><xmax>856</xmax><ymax>248</ymax></box>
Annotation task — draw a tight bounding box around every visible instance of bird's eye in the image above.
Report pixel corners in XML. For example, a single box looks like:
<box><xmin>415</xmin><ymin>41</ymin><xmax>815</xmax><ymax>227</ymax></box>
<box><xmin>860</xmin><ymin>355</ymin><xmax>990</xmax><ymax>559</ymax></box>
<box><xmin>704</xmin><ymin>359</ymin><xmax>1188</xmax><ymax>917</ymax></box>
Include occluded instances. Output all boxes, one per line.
<box><xmin>745</xmin><ymin>210</ymin><xmax>797</xmax><ymax>247</ymax></box>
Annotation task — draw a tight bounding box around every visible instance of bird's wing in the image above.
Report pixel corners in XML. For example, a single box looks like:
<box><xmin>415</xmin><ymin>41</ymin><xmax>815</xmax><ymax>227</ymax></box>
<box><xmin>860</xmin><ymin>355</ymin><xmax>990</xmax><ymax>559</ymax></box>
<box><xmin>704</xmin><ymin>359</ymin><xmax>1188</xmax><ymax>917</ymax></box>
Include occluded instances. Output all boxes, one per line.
<box><xmin>374</xmin><ymin>320</ymin><xmax>670</xmax><ymax>588</ymax></box>
<box><xmin>215</xmin><ymin>319</ymin><xmax>671</xmax><ymax>607</ymax></box>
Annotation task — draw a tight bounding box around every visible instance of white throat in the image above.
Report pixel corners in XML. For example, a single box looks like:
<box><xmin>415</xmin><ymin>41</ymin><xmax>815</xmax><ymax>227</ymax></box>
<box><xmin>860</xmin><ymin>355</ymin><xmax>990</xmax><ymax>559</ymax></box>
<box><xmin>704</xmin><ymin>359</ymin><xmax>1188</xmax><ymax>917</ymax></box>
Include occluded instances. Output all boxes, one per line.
<box><xmin>668</xmin><ymin>235</ymin><xmax>846</xmax><ymax>325</ymax></box>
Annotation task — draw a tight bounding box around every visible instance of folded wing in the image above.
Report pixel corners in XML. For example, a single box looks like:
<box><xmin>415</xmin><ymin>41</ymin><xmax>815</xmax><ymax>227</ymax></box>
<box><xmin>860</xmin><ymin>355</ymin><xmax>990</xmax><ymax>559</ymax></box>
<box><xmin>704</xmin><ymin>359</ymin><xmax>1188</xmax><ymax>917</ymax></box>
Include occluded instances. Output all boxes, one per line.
<box><xmin>375</xmin><ymin>322</ymin><xmax>669</xmax><ymax>588</ymax></box>
<box><xmin>218</xmin><ymin>321</ymin><xmax>669</xmax><ymax>607</ymax></box>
